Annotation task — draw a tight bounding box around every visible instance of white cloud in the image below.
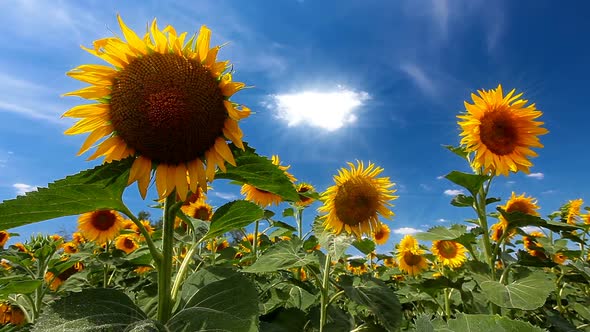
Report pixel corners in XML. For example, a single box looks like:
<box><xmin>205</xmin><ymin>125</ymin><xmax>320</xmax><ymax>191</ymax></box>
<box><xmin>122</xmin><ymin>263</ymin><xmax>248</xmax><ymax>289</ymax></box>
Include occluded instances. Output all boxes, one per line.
<box><xmin>521</xmin><ymin>226</ymin><xmax>543</xmax><ymax>234</ymax></box>
<box><xmin>444</xmin><ymin>189</ymin><xmax>464</xmax><ymax>196</ymax></box>
<box><xmin>268</xmin><ymin>88</ymin><xmax>370</xmax><ymax>131</ymax></box>
<box><xmin>436</xmin><ymin>175</ymin><xmax>445</xmax><ymax>180</ymax></box>
<box><xmin>393</xmin><ymin>227</ymin><xmax>422</xmax><ymax>235</ymax></box>
<box><xmin>541</xmin><ymin>190</ymin><xmax>556</xmax><ymax>195</ymax></box>
<box><xmin>526</xmin><ymin>173</ymin><xmax>544</xmax><ymax>180</ymax></box>
<box><xmin>13</xmin><ymin>183</ymin><xmax>37</xmax><ymax>195</ymax></box>
<box><xmin>400</xmin><ymin>63</ymin><xmax>437</xmax><ymax>96</ymax></box>
<box><xmin>436</xmin><ymin>218</ymin><xmax>448</xmax><ymax>223</ymax></box>
<box><xmin>466</xmin><ymin>225</ymin><xmax>478</xmax><ymax>231</ymax></box>
<box><xmin>213</xmin><ymin>191</ymin><xmax>238</xmax><ymax>201</ymax></box>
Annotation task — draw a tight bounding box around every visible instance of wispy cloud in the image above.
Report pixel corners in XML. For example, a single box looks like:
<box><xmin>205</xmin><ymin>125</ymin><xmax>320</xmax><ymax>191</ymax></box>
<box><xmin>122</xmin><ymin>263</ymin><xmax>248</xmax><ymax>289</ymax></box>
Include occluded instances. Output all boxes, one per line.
<box><xmin>436</xmin><ymin>218</ymin><xmax>448</xmax><ymax>223</ymax></box>
<box><xmin>444</xmin><ymin>189</ymin><xmax>464</xmax><ymax>196</ymax></box>
<box><xmin>541</xmin><ymin>190</ymin><xmax>556</xmax><ymax>195</ymax></box>
<box><xmin>521</xmin><ymin>226</ymin><xmax>543</xmax><ymax>234</ymax></box>
<box><xmin>436</xmin><ymin>175</ymin><xmax>445</xmax><ymax>180</ymax></box>
<box><xmin>13</xmin><ymin>183</ymin><xmax>37</xmax><ymax>195</ymax></box>
<box><xmin>526</xmin><ymin>172</ymin><xmax>544</xmax><ymax>180</ymax></box>
<box><xmin>400</xmin><ymin>63</ymin><xmax>437</xmax><ymax>97</ymax></box>
<box><xmin>213</xmin><ymin>191</ymin><xmax>238</xmax><ymax>201</ymax></box>
<box><xmin>420</xmin><ymin>184</ymin><xmax>432</xmax><ymax>191</ymax></box>
<box><xmin>393</xmin><ymin>227</ymin><xmax>422</xmax><ymax>235</ymax></box>
<box><xmin>267</xmin><ymin>88</ymin><xmax>370</xmax><ymax>131</ymax></box>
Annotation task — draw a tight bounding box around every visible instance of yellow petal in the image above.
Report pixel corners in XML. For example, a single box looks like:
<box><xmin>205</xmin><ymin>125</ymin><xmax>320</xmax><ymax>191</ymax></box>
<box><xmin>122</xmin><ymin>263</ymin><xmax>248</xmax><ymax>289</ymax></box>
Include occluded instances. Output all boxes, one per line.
<box><xmin>87</xmin><ymin>136</ymin><xmax>120</xmax><ymax>160</ymax></box>
<box><xmin>63</xmin><ymin>86</ymin><xmax>111</xmax><ymax>99</ymax></box>
<box><xmin>62</xmin><ymin>103</ymin><xmax>109</xmax><ymax>118</ymax></box>
<box><xmin>155</xmin><ymin>164</ymin><xmax>168</xmax><ymax>198</ymax></box>
<box><xmin>150</xmin><ymin>19</ymin><xmax>168</xmax><ymax>53</ymax></box>
<box><xmin>196</xmin><ymin>25</ymin><xmax>211</xmax><ymax>62</ymax></box>
<box><xmin>77</xmin><ymin>125</ymin><xmax>113</xmax><ymax>155</ymax></box>
<box><xmin>175</xmin><ymin>164</ymin><xmax>188</xmax><ymax>201</ymax></box>
<box><xmin>213</xmin><ymin>138</ymin><xmax>236</xmax><ymax>166</ymax></box>
<box><xmin>65</xmin><ymin>116</ymin><xmax>109</xmax><ymax>135</ymax></box>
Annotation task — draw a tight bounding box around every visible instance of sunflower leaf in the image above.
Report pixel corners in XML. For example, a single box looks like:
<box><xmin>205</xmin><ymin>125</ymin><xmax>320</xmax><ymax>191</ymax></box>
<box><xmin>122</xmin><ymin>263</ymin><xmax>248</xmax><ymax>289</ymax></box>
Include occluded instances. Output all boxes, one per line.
<box><xmin>0</xmin><ymin>158</ymin><xmax>132</xmax><ymax>229</ymax></box>
<box><xmin>32</xmin><ymin>288</ymin><xmax>147</xmax><ymax>332</ymax></box>
<box><xmin>440</xmin><ymin>313</ymin><xmax>545</xmax><ymax>332</ymax></box>
<box><xmin>498</xmin><ymin>208</ymin><xmax>584</xmax><ymax>234</ymax></box>
<box><xmin>243</xmin><ymin>239</ymin><xmax>319</xmax><ymax>273</ymax></box>
<box><xmin>444</xmin><ymin>171</ymin><xmax>490</xmax><ymax>196</ymax></box>
<box><xmin>443</xmin><ymin>145</ymin><xmax>470</xmax><ymax>160</ymax></box>
<box><xmin>204</xmin><ymin>200</ymin><xmax>264</xmax><ymax>240</ymax></box>
<box><xmin>352</xmin><ymin>238</ymin><xmax>376</xmax><ymax>255</ymax></box>
<box><xmin>415</xmin><ymin>224</ymin><xmax>468</xmax><ymax>241</ymax></box>
<box><xmin>450</xmin><ymin>194</ymin><xmax>474</xmax><ymax>207</ymax></box>
<box><xmin>218</xmin><ymin>144</ymin><xmax>300</xmax><ymax>202</ymax></box>
<box><xmin>168</xmin><ymin>274</ymin><xmax>259</xmax><ymax>332</ymax></box>
<box><xmin>474</xmin><ymin>272</ymin><xmax>554</xmax><ymax>310</ymax></box>
<box><xmin>340</xmin><ymin>276</ymin><xmax>402</xmax><ymax>331</ymax></box>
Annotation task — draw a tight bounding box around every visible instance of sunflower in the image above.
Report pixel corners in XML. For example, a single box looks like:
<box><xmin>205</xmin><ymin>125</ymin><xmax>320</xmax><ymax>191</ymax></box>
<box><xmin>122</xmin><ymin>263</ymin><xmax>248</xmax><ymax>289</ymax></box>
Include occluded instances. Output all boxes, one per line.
<box><xmin>241</xmin><ymin>155</ymin><xmax>296</xmax><ymax>207</ymax></box>
<box><xmin>72</xmin><ymin>232</ymin><xmax>86</xmax><ymax>244</ymax></box>
<box><xmin>396</xmin><ymin>235</ymin><xmax>428</xmax><ymax>276</ymax></box>
<box><xmin>500</xmin><ymin>192</ymin><xmax>540</xmax><ymax>220</ymax></box>
<box><xmin>0</xmin><ymin>302</ymin><xmax>26</xmax><ymax>326</ymax></box>
<box><xmin>372</xmin><ymin>223</ymin><xmax>391</xmax><ymax>245</ymax></box>
<box><xmin>584</xmin><ymin>213</ymin><xmax>590</xmax><ymax>225</ymax></box>
<box><xmin>523</xmin><ymin>231</ymin><xmax>547</xmax><ymax>259</ymax></box>
<box><xmin>295</xmin><ymin>183</ymin><xmax>316</xmax><ymax>207</ymax></box>
<box><xmin>458</xmin><ymin>85</ymin><xmax>548</xmax><ymax>176</ymax></box>
<box><xmin>347</xmin><ymin>263</ymin><xmax>368</xmax><ymax>275</ymax></box>
<box><xmin>44</xmin><ymin>262</ymin><xmax>84</xmax><ymax>291</ymax></box>
<box><xmin>63</xmin><ymin>15</ymin><xmax>250</xmax><ymax>200</ymax></box>
<box><xmin>12</xmin><ymin>243</ymin><xmax>27</xmax><ymax>253</ymax></box>
<box><xmin>565</xmin><ymin>199</ymin><xmax>583</xmax><ymax>225</ymax></box>
<box><xmin>131</xmin><ymin>220</ymin><xmax>154</xmax><ymax>240</ymax></box>
<box><xmin>62</xmin><ymin>242</ymin><xmax>79</xmax><ymax>254</ymax></box>
<box><xmin>51</xmin><ymin>234</ymin><xmax>63</xmax><ymax>243</ymax></box>
<box><xmin>0</xmin><ymin>231</ymin><xmax>9</xmax><ymax>248</ymax></box>
<box><xmin>134</xmin><ymin>266</ymin><xmax>153</xmax><ymax>274</ymax></box>
<box><xmin>115</xmin><ymin>234</ymin><xmax>139</xmax><ymax>254</ymax></box>
<box><xmin>553</xmin><ymin>252</ymin><xmax>567</xmax><ymax>265</ymax></box>
<box><xmin>77</xmin><ymin>210</ymin><xmax>124</xmax><ymax>243</ymax></box>
<box><xmin>490</xmin><ymin>220</ymin><xmax>509</xmax><ymax>242</ymax></box>
<box><xmin>318</xmin><ymin>161</ymin><xmax>397</xmax><ymax>238</ymax></box>
<box><xmin>383</xmin><ymin>257</ymin><xmax>398</xmax><ymax>268</ymax></box>
<box><xmin>182</xmin><ymin>200</ymin><xmax>213</xmax><ymax>221</ymax></box>
<box><xmin>206</xmin><ymin>238</ymin><xmax>229</xmax><ymax>252</ymax></box>
<box><xmin>431</xmin><ymin>240</ymin><xmax>467</xmax><ymax>268</ymax></box>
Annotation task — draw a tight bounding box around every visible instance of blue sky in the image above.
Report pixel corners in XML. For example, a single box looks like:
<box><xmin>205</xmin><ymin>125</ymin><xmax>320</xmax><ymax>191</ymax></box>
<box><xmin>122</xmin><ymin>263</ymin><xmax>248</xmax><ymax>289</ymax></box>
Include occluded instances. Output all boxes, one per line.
<box><xmin>1</xmin><ymin>0</ymin><xmax>589</xmax><ymax>249</ymax></box>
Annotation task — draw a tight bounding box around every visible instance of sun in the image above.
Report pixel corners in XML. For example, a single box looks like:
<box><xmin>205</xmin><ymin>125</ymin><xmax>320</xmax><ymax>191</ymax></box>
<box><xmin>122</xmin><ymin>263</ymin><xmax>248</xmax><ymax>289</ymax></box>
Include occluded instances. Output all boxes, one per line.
<box><xmin>77</xmin><ymin>210</ymin><xmax>124</xmax><ymax>244</ymax></box>
<box><xmin>241</xmin><ymin>155</ymin><xmax>296</xmax><ymax>207</ymax></box>
<box><xmin>318</xmin><ymin>161</ymin><xmax>397</xmax><ymax>238</ymax></box>
<box><xmin>431</xmin><ymin>240</ymin><xmax>467</xmax><ymax>268</ymax></box>
<box><xmin>457</xmin><ymin>85</ymin><xmax>548</xmax><ymax>176</ymax></box>
<box><xmin>63</xmin><ymin>15</ymin><xmax>250</xmax><ymax>200</ymax></box>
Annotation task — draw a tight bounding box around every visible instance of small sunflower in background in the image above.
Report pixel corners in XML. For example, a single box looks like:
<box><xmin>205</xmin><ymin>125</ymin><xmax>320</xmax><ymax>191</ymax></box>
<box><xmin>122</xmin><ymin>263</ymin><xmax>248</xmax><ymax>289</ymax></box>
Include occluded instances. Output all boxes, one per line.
<box><xmin>63</xmin><ymin>15</ymin><xmax>250</xmax><ymax>200</ymax></box>
<box><xmin>182</xmin><ymin>200</ymin><xmax>213</xmax><ymax>221</ymax></box>
<box><xmin>0</xmin><ymin>231</ymin><xmax>9</xmax><ymax>248</ymax></box>
<box><xmin>241</xmin><ymin>155</ymin><xmax>296</xmax><ymax>207</ymax></box>
<box><xmin>318</xmin><ymin>161</ymin><xmax>397</xmax><ymax>238</ymax></box>
<box><xmin>295</xmin><ymin>183</ymin><xmax>316</xmax><ymax>207</ymax></box>
<box><xmin>564</xmin><ymin>198</ymin><xmax>583</xmax><ymax>225</ymax></box>
<box><xmin>492</xmin><ymin>192</ymin><xmax>540</xmax><ymax>241</ymax></box>
<box><xmin>0</xmin><ymin>302</ymin><xmax>26</xmax><ymax>326</ymax></box>
<box><xmin>62</xmin><ymin>242</ymin><xmax>79</xmax><ymax>254</ymax></box>
<box><xmin>206</xmin><ymin>238</ymin><xmax>229</xmax><ymax>253</ymax></box>
<box><xmin>458</xmin><ymin>85</ymin><xmax>548</xmax><ymax>176</ymax></box>
<box><xmin>431</xmin><ymin>240</ymin><xmax>467</xmax><ymax>269</ymax></box>
<box><xmin>115</xmin><ymin>234</ymin><xmax>139</xmax><ymax>254</ymax></box>
<box><xmin>553</xmin><ymin>252</ymin><xmax>567</xmax><ymax>265</ymax></box>
<box><xmin>396</xmin><ymin>235</ymin><xmax>428</xmax><ymax>276</ymax></box>
<box><xmin>523</xmin><ymin>231</ymin><xmax>547</xmax><ymax>259</ymax></box>
<box><xmin>372</xmin><ymin>223</ymin><xmax>391</xmax><ymax>245</ymax></box>
<box><xmin>131</xmin><ymin>220</ymin><xmax>154</xmax><ymax>239</ymax></box>
<box><xmin>77</xmin><ymin>210</ymin><xmax>124</xmax><ymax>243</ymax></box>
<box><xmin>44</xmin><ymin>262</ymin><xmax>84</xmax><ymax>291</ymax></box>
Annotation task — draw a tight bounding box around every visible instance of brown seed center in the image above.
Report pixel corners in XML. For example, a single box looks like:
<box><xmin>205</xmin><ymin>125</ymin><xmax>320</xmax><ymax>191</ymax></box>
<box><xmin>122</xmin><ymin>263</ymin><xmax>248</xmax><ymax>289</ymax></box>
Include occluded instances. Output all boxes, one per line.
<box><xmin>479</xmin><ymin>109</ymin><xmax>519</xmax><ymax>155</ymax></box>
<box><xmin>334</xmin><ymin>178</ymin><xmax>379</xmax><ymax>226</ymax></box>
<box><xmin>124</xmin><ymin>238</ymin><xmax>135</xmax><ymax>249</ymax></box>
<box><xmin>109</xmin><ymin>53</ymin><xmax>228</xmax><ymax>164</ymax></box>
<box><xmin>403</xmin><ymin>251</ymin><xmax>423</xmax><ymax>265</ymax></box>
<box><xmin>91</xmin><ymin>211</ymin><xmax>117</xmax><ymax>231</ymax></box>
<box><xmin>437</xmin><ymin>241</ymin><xmax>458</xmax><ymax>258</ymax></box>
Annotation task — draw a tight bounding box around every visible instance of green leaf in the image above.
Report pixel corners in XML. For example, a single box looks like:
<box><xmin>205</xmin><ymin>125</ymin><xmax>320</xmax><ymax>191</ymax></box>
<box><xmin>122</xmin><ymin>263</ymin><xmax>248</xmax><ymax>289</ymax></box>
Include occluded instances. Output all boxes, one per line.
<box><xmin>415</xmin><ymin>224</ymin><xmax>468</xmax><ymax>241</ymax></box>
<box><xmin>260</xmin><ymin>308</ymin><xmax>307</xmax><ymax>332</ymax></box>
<box><xmin>499</xmin><ymin>209</ymin><xmax>584</xmax><ymax>234</ymax></box>
<box><xmin>341</xmin><ymin>277</ymin><xmax>402</xmax><ymax>331</ymax></box>
<box><xmin>243</xmin><ymin>239</ymin><xmax>319</xmax><ymax>273</ymax></box>
<box><xmin>0</xmin><ymin>158</ymin><xmax>132</xmax><ymax>229</ymax></box>
<box><xmin>451</xmin><ymin>194</ymin><xmax>474</xmax><ymax>207</ymax></box>
<box><xmin>443</xmin><ymin>145</ymin><xmax>470</xmax><ymax>160</ymax></box>
<box><xmin>476</xmin><ymin>272</ymin><xmax>554</xmax><ymax>310</ymax></box>
<box><xmin>313</xmin><ymin>218</ymin><xmax>354</xmax><ymax>261</ymax></box>
<box><xmin>124</xmin><ymin>319</ymin><xmax>166</xmax><ymax>332</ymax></box>
<box><xmin>282</xmin><ymin>208</ymin><xmax>295</xmax><ymax>217</ymax></box>
<box><xmin>443</xmin><ymin>314</ymin><xmax>545</xmax><ymax>332</ymax></box>
<box><xmin>33</xmin><ymin>288</ymin><xmax>146</xmax><ymax>332</ymax></box>
<box><xmin>444</xmin><ymin>171</ymin><xmax>490</xmax><ymax>196</ymax></box>
<box><xmin>352</xmin><ymin>238</ymin><xmax>376</xmax><ymax>255</ymax></box>
<box><xmin>205</xmin><ymin>200</ymin><xmax>264</xmax><ymax>240</ymax></box>
<box><xmin>0</xmin><ymin>280</ymin><xmax>42</xmax><ymax>297</ymax></box>
<box><xmin>217</xmin><ymin>144</ymin><xmax>299</xmax><ymax>202</ymax></box>
<box><xmin>168</xmin><ymin>274</ymin><xmax>259</xmax><ymax>332</ymax></box>
<box><xmin>180</xmin><ymin>266</ymin><xmax>238</xmax><ymax>305</ymax></box>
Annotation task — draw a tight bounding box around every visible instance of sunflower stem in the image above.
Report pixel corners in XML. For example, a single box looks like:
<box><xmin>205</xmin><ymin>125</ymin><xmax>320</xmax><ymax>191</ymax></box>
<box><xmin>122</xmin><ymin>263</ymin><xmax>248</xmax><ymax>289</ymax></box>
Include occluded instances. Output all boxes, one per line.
<box><xmin>170</xmin><ymin>244</ymin><xmax>201</xmax><ymax>304</ymax></box>
<box><xmin>443</xmin><ymin>288</ymin><xmax>452</xmax><ymax>319</ymax></box>
<box><xmin>157</xmin><ymin>193</ymin><xmax>178</xmax><ymax>324</ymax></box>
<box><xmin>319</xmin><ymin>252</ymin><xmax>331</xmax><ymax>332</ymax></box>
<box><xmin>121</xmin><ymin>206</ymin><xmax>162</xmax><ymax>269</ymax></box>
<box><xmin>296</xmin><ymin>207</ymin><xmax>304</xmax><ymax>240</ymax></box>
<box><xmin>253</xmin><ymin>219</ymin><xmax>260</xmax><ymax>259</ymax></box>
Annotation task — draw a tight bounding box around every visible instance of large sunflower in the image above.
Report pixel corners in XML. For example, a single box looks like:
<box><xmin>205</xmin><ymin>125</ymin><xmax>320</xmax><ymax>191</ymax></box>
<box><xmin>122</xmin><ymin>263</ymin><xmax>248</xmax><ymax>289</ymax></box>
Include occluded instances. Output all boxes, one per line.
<box><xmin>63</xmin><ymin>15</ymin><xmax>250</xmax><ymax>199</ymax></box>
<box><xmin>431</xmin><ymin>240</ymin><xmax>467</xmax><ymax>268</ymax></box>
<box><xmin>318</xmin><ymin>161</ymin><xmax>397</xmax><ymax>237</ymax></box>
<box><xmin>458</xmin><ymin>85</ymin><xmax>548</xmax><ymax>176</ymax></box>
<box><xmin>241</xmin><ymin>155</ymin><xmax>296</xmax><ymax>207</ymax></box>
<box><xmin>77</xmin><ymin>210</ymin><xmax>124</xmax><ymax>243</ymax></box>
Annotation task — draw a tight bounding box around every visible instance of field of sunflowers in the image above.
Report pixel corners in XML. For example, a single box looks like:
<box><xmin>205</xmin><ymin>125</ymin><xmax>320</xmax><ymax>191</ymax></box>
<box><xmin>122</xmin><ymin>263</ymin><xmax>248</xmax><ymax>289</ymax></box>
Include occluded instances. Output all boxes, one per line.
<box><xmin>0</xmin><ymin>15</ymin><xmax>589</xmax><ymax>332</ymax></box>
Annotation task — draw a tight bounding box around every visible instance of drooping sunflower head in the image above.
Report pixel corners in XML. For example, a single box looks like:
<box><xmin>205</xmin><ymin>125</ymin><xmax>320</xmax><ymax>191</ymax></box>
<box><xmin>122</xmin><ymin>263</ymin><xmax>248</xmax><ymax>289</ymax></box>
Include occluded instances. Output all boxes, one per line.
<box><xmin>553</xmin><ymin>252</ymin><xmax>567</xmax><ymax>265</ymax></box>
<box><xmin>62</xmin><ymin>242</ymin><xmax>79</xmax><ymax>254</ymax></box>
<box><xmin>115</xmin><ymin>234</ymin><xmax>139</xmax><ymax>254</ymax></box>
<box><xmin>77</xmin><ymin>210</ymin><xmax>124</xmax><ymax>244</ymax></box>
<box><xmin>295</xmin><ymin>183</ymin><xmax>316</xmax><ymax>207</ymax></box>
<box><xmin>318</xmin><ymin>161</ymin><xmax>397</xmax><ymax>238</ymax></box>
<box><xmin>383</xmin><ymin>257</ymin><xmax>398</xmax><ymax>268</ymax></box>
<box><xmin>431</xmin><ymin>240</ymin><xmax>467</xmax><ymax>269</ymax></box>
<box><xmin>499</xmin><ymin>192</ymin><xmax>540</xmax><ymax>223</ymax></box>
<box><xmin>63</xmin><ymin>15</ymin><xmax>251</xmax><ymax>200</ymax></box>
<box><xmin>0</xmin><ymin>302</ymin><xmax>26</xmax><ymax>326</ymax></box>
<box><xmin>0</xmin><ymin>231</ymin><xmax>9</xmax><ymax>247</ymax></box>
<box><xmin>206</xmin><ymin>238</ymin><xmax>230</xmax><ymax>253</ymax></box>
<box><xmin>523</xmin><ymin>231</ymin><xmax>547</xmax><ymax>259</ymax></box>
<box><xmin>241</xmin><ymin>155</ymin><xmax>296</xmax><ymax>207</ymax></box>
<box><xmin>72</xmin><ymin>232</ymin><xmax>86</xmax><ymax>244</ymax></box>
<box><xmin>564</xmin><ymin>199</ymin><xmax>584</xmax><ymax>225</ymax></box>
<box><xmin>131</xmin><ymin>220</ymin><xmax>154</xmax><ymax>239</ymax></box>
<box><xmin>458</xmin><ymin>85</ymin><xmax>548</xmax><ymax>176</ymax></box>
<box><xmin>372</xmin><ymin>223</ymin><xmax>391</xmax><ymax>245</ymax></box>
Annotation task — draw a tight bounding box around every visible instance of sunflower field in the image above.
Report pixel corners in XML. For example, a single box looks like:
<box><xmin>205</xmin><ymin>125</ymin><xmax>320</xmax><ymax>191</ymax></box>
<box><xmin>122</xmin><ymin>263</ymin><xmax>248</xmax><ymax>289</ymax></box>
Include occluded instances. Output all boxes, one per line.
<box><xmin>1</xmin><ymin>15</ymin><xmax>590</xmax><ymax>332</ymax></box>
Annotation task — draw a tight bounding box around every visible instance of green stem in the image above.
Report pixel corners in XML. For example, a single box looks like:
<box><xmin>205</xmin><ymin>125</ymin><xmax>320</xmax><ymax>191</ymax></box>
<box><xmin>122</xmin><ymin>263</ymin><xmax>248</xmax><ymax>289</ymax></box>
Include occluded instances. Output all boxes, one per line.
<box><xmin>296</xmin><ymin>208</ymin><xmax>303</xmax><ymax>240</ymax></box>
<box><xmin>171</xmin><ymin>245</ymin><xmax>202</xmax><ymax>303</ymax></box>
<box><xmin>121</xmin><ymin>206</ymin><xmax>163</xmax><ymax>269</ymax></box>
<box><xmin>253</xmin><ymin>219</ymin><xmax>260</xmax><ymax>258</ymax></box>
<box><xmin>157</xmin><ymin>193</ymin><xmax>178</xmax><ymax>324</ymax></box>
<box><xmin>474</xmin><ymin>182</ymin><xmax>495</xmax><ymax>280</ymax></box>
<box><xmin>319</xmin><ymin>253</ymin><xmax>331</xmax><ymax>332</ymax></box>
<box><xmin>328</xmin><ymin>289</ymin><xmax>345</xmax><ymax>306</ymax></box>
<box><xmin>444</xmin><ymin>288</ymin><xmax>451</xmax><ymax>319</ymax></box>
<box><xmin>103</xmin><ymin>241</ymin><xmax>110</xmax><ymax>288</ymax></box>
